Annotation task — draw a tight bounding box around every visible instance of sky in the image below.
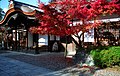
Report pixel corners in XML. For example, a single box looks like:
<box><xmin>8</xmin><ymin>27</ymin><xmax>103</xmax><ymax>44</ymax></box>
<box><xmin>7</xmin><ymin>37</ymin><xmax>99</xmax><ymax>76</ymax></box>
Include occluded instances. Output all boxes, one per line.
<box><xmin>0</xmin><ymin>0</ymin><xmax>49</xmax><ymax>13</ymax></box>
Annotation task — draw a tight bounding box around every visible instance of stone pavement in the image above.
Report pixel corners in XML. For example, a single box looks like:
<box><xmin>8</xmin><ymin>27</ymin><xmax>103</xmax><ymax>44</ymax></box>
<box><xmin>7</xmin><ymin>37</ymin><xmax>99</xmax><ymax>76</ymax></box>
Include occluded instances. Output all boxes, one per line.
<box><xmin>0</xmin><ymin>56</ymin><xmax>93</xmax><ymax>76</ymax></box>
<box><xmin>0</xmin><ymin>50</ymin><xmax>120</xmax><ymax>76</ymax></box>
<box><xmin>0</xmin><ymin>51</ymin><xmax>96</xmax><ymax>76</ymax></box>
<box><xmin>0</xmin><ymin>55</ymin><xmax>54</xmax><ymax>76</ymax></box>
<box><xmin>0</xmin><ymin>51</ymin><xmax>77</xmax><ymax>76</ymax></box>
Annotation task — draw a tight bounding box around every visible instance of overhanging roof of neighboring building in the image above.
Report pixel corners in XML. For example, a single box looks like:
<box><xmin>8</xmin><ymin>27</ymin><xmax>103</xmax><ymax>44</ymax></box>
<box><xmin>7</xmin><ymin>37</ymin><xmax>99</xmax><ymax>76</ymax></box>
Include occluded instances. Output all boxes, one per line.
<box><xmin>71</xmin><ymin>14</ymin><xmax>120</xmax><ymax>26</ymax></box>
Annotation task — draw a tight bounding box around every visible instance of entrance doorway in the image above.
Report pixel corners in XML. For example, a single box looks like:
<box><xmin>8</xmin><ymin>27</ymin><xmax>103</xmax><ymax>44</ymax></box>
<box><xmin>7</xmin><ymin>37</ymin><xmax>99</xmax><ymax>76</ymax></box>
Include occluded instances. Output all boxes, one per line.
<box><xmin>12</xmin><ymin>29</ymin><xmax>27</xmax><ymax>50</ymax></box>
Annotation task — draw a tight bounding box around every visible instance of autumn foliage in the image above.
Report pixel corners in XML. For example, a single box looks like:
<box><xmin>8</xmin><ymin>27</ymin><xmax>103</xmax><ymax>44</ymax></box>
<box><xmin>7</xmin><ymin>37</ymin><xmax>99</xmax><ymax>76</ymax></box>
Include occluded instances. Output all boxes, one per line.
<box><xmin>29</xmin><ymin>0</ymin><xmax>120</xmax><ymax>36</ymax></box>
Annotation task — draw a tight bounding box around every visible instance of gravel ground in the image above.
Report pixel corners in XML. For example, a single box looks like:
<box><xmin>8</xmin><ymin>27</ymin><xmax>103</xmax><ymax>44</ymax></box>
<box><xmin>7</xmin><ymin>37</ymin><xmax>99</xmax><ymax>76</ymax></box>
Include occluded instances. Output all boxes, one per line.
<box><xmin>5</xmin><ymin>52</ymin><xmax>75</xmax><ymax>71</ymax></box>
<box><xmin>93</xmin><ymin>67</ymin><xmax>120</xmax><ymax>76</ymax></box>
<box><xmin>3</xmin><ymin>51</ymin><xmax>120</xmax><ymax>76</ymax></box>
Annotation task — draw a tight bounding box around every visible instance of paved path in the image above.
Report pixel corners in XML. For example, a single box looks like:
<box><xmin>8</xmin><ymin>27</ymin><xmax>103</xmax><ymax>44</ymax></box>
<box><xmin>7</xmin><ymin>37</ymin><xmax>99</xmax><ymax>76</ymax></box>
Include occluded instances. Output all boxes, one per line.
<box><xmin>0</xmin><ymin>56</ymin><xmax>55</xmax><ymax>76</ymax></box>
<box><xmin>0</xmin><ymin>51</ymin><xmax>120</xmax><ymax>76</ymax></box>
<box><xmin>0</xmin><ymin>55</ymin><xmax>92</xmax><ymax>76</ymax></box>
<box><xmin>0</xmin><ymin>51</ymin><xmax>77</xmax><ymax>76</ymax></box>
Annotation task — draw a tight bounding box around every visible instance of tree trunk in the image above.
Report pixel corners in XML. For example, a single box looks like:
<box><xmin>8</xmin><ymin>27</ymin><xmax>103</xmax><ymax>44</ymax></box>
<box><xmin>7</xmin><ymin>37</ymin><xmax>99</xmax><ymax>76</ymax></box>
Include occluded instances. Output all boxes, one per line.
<box><xmin>64</xmin><ymin>35</ymin><xmax>67</xmax><ymax>57</ymax></box>
<box><xmin>78</xmin><ymin>36</ymin><xmax>82</xmax><ymax>48</ymax></box>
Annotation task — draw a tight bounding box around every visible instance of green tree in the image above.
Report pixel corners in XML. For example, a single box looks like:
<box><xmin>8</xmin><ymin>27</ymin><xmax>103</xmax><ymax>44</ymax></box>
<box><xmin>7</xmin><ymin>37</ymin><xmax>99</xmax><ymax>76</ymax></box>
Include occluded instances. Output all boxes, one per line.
<box><xmin>0</xmin><ymin>8</ymin><xmax>3</xmax><ymax>21</ymax></box>
<box><xmin>0</xmin><ymin>0</ymin><xmax>4</xmax><ymax>21</ymax></box>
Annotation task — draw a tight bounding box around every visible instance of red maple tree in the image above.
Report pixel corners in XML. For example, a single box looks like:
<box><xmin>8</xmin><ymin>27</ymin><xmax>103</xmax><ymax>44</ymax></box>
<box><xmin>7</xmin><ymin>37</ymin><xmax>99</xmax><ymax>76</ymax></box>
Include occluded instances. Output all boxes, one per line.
<box><xmin>30</xmin><ymin>0</ymin><xmax>120</xmax><ymax>35</ymax></box>
<box><xmin>29</xmin><ymin>0</ymin><xmax>120</xmax><ymax>53</ymax></box>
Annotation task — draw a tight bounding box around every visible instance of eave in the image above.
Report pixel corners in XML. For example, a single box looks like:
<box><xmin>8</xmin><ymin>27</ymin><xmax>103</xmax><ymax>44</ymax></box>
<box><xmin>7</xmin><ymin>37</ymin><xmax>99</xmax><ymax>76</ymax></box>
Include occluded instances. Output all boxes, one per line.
<box><xmin>0</xmin><ymin>8</ymin><xmax>36</xmax><ymax>26</ymax></box>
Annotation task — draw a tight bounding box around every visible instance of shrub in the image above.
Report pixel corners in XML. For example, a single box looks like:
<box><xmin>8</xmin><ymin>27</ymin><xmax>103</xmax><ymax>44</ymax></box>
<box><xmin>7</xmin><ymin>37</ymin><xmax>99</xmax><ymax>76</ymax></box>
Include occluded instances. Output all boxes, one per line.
<box><xmin>90</xmin><ymin>46</ymin><xmax>120</xmax><ymax>68</ymax></box>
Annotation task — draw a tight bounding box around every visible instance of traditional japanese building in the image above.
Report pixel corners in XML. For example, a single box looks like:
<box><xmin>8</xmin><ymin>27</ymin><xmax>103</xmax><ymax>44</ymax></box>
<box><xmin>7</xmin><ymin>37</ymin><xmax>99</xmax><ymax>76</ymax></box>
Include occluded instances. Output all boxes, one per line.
<box><xmin>0</xmin><ymin>0</ymin><xmax>62</xmax><ymax>53</ymax></box>
<box><xmin>0</xmin><ymin>0</ymin><xmax>120</xmax><ymax>55</ymax></box>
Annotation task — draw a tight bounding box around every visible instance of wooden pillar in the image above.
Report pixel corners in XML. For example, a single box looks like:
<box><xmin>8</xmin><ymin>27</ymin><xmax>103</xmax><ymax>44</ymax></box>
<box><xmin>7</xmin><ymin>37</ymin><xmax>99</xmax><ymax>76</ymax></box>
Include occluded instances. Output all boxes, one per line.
<box><xmin>48</xmin><ymin>34</ymin><xmax>50</xmax><ymax>52</ymax></box>
<box><xmin>35</xmin><ymin>34</ymin><xmax>39</xmax><ymax>54</ymax></box>
<box><xmin>18</xmin><ymin>31</ymin><xmax>20</xmax><ymax>50</ymax></box>
<box><xmin>26</xmin><ymin>29</ymin><xmax>28</xmax><ymax>50</ymax></box>
<box><xmin>15</xmin><ymin>25</ymin><xmax>17</xmax><ymax>51</ymax></box>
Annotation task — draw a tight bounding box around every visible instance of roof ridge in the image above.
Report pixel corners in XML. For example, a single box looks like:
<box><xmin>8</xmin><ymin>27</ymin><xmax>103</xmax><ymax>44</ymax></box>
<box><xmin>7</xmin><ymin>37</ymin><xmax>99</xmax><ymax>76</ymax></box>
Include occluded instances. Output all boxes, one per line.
<box><xmin>14</xmin><ymin>0</ymin><xmax>38</xmax><ymax>9</ymax></box>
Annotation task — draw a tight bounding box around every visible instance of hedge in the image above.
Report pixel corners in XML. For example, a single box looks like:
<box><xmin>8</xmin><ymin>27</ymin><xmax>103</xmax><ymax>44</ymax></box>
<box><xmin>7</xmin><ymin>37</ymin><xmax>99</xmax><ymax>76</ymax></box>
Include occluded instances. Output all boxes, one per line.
<box><xmin>90</xmin><ymin>46</ymin><xmax>120</xmax><ymax>68</ymax></box>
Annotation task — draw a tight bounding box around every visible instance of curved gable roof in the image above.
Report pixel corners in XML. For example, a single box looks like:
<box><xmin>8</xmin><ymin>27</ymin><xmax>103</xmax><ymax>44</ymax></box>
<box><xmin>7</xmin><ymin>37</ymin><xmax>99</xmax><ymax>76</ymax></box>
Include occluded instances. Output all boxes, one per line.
<box><xmin>0</xmin><ymin>0</ymin><xmax>43</xmax><ymax>26</ymax></box>
<box><xmin>0</xmin><ymin>7</ymin><xmax>36</xmax><ymax>25</ymax></box>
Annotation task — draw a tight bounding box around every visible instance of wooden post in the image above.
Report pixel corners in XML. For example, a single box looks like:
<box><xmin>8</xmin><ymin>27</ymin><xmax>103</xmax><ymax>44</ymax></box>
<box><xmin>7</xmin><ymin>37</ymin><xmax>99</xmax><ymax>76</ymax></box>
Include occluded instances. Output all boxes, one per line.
<box><xmin>35</xmin><ymin>34</ymin><xmax>39</xmax><ymax>54</ymax></box>
<box><xmin>26</xmin><ymin>29</ymin><xmax>28</xmax><ymax>50</ymax></box>
<box><xmin>15</xmin><ymin>25</ymin><xmax>17</xmax><ymax>51</ymax></box>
